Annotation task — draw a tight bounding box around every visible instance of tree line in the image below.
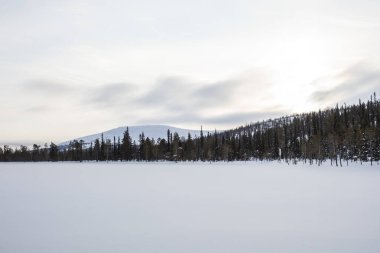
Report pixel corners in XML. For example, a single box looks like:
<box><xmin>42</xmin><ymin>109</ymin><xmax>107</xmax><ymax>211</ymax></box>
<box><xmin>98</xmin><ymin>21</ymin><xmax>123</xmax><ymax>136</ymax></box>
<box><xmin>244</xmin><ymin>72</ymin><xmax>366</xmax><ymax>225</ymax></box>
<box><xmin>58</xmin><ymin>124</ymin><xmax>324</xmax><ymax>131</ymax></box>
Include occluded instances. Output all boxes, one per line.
<box><xmin>1</xmin><ymin>93</ymin><xmax>380</xmax><ymax>165</ymax></box>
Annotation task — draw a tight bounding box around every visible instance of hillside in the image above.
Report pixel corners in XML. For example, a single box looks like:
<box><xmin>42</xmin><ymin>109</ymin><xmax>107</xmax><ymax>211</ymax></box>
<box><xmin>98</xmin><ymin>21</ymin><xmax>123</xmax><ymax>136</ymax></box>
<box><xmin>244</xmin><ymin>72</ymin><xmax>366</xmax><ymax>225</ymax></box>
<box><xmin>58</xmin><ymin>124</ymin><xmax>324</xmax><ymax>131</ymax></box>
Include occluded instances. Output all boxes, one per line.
<box><xmin>59</xmin><ymin>125</ymin><xmax>211</xmax><ymax>146</ymax></box>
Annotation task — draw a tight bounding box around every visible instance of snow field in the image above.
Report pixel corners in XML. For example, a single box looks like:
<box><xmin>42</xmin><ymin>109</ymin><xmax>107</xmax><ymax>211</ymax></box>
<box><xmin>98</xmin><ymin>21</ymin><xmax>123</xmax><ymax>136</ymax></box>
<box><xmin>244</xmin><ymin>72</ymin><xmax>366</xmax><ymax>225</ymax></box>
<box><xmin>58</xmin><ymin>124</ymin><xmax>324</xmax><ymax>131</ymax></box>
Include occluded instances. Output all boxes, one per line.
<box><xmin>0</xmin><ymin>161</ymin><xmax>379</xmax><ymax>253</ymax></box>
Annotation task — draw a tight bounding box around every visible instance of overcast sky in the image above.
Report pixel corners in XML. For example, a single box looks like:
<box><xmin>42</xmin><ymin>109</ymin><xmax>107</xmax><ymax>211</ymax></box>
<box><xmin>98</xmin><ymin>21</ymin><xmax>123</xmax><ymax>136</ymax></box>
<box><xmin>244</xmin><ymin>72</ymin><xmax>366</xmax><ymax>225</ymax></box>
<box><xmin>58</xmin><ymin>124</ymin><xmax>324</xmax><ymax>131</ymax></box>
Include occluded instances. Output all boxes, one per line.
<box><xmin>1</xmin><ymin>0</ymin><xmax>380</xmax><ymax>145</ymax></box>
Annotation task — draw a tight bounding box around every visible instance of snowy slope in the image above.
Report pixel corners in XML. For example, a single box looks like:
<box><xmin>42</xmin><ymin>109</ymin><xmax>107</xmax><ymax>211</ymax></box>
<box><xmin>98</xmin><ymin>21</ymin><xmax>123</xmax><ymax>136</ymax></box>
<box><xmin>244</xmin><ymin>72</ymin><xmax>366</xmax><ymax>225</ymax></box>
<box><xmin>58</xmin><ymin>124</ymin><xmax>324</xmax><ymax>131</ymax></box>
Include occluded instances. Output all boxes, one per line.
<box><xmin>59</xmin><ymin>125</ymin><xmax>211</xmax><ymax>145</ymax></box>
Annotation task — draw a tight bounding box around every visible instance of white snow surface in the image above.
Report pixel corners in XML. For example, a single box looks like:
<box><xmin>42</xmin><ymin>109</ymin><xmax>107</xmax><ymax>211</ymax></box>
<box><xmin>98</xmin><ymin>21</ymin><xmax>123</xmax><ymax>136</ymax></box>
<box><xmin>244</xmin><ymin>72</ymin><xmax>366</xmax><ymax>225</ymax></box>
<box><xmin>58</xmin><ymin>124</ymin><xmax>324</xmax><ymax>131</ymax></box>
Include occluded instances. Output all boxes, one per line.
<box><xmin>1</xmin><ymin>161</ymin><xmax>380</xmax><ymax>253</ymax></box>
<box><xmin>59</xmin><ymin>125</ymin><xmax>211</xmax><ymax>146</ymax></box>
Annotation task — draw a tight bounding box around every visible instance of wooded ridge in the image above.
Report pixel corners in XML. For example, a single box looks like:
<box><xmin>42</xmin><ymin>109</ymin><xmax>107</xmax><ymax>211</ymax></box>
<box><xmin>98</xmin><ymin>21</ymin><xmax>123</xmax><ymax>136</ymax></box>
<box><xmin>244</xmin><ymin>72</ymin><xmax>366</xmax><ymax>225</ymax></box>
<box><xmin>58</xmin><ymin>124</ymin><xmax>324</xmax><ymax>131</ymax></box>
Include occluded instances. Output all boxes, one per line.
<box><xmin>1</xmin><ymin>93</ymin><xmax>380</xmax><ymax>165</ymax></box>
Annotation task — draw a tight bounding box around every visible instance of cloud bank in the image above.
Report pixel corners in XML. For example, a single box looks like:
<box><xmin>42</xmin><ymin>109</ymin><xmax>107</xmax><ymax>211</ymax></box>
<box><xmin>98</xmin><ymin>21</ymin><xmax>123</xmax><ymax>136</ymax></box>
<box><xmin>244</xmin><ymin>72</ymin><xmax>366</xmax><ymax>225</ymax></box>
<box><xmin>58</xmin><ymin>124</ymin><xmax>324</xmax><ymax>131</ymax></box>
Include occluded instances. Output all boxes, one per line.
<box><xmin>310</xmin><ymin>63</ymin><xmax>380</xmax><ymax>105</ymax></box>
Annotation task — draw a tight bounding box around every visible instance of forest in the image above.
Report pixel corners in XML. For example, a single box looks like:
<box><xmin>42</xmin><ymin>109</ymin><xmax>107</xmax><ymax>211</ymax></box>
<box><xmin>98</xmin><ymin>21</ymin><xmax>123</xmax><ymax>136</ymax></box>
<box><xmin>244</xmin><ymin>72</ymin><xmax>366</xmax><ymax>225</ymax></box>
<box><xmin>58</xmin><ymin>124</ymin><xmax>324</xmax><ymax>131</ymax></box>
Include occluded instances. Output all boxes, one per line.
<box><xmin>1</xmin><ymin>93</ymin><xmax>380</xmax><ymax>165</ymax></box>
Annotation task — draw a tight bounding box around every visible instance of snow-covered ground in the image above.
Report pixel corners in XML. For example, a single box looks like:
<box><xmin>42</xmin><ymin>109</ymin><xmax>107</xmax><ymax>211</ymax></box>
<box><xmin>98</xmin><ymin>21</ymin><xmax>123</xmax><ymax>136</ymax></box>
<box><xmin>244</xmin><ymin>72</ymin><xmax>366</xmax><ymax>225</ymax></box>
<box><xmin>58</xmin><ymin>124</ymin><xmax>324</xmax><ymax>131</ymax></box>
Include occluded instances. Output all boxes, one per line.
<box><xmin>0</xmin><ymin>161</ymin><xmax>379</xmax><ymax>253</ymax></box>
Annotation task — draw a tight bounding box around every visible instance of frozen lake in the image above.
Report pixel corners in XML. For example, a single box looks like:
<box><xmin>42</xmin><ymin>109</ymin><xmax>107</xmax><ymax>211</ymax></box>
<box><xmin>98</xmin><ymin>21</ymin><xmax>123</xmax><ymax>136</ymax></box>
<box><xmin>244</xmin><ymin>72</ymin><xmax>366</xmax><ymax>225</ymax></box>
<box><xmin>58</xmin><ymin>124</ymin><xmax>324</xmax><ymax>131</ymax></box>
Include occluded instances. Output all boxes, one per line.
<box><xmin>1</xmin><ymin>161</ymin><xmax>380</xmax><ymax>253</ymax></box>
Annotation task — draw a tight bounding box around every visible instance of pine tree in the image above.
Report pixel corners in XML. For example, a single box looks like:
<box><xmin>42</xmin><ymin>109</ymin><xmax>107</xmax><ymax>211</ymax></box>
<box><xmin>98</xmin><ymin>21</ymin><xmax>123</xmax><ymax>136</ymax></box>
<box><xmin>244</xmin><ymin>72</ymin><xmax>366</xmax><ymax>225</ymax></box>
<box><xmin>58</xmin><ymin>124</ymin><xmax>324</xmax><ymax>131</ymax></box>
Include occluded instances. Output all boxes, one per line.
<box><xmin>122</xmin><ymin>127</ymin><xmax>132</xmax><ymax>161</ymax></box>
<box><xmin>100</xmin><ymin>133</ymin><xmax>105</xmax><ymax>161</ymax></box>
<box><xmin>94</xmin><ymin>139</ymin><xmax>100</xmax><ymax>161</ymax></box>
<box><xmin>49</xmin><ymin>142</ymin><xmax>59</xmax><ymax>161</ymax></box>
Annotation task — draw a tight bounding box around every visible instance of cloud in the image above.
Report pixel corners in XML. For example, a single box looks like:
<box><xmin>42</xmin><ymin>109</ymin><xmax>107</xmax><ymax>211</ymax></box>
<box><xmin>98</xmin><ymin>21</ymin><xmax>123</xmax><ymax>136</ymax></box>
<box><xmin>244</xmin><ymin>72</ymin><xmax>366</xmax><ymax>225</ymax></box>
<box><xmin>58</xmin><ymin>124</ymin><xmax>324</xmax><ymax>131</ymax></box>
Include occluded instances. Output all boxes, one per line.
<box><xmin>310</xmin><ymin>63</ymin><xmax>380</xmax><ymax>105</ymax></box>
<box><xmin>130</xmin><ymin>69</ymin><xmax>277</xmax><ymax>127</ymax></box>
<box><xmin>24</xmin><ymin>105</ymin><xmax>50</xmax><ymax>113</ymax></box>
<box><xmin>83</xmin><ymin>82</ymin><xmax>137</xmax><ymax>108</ymax></box>
<box><xmin>135</xmin><ymin>107</ymin><xmax>286</xmax><ymax>128</ymax></box>
<box><xmin>192</xmin><ymin>79</ymin><xmax>239</xmax><ymax>107</ymax></box>
<box><xmin>20</xmin><ymin>80</ymin><xmax>73</xmax><ymax>95</ymax></box>
<box><xmin>137</xmin><ymin>110</ymin><xmax>286</xmax><ymax>127</ymax></box>
<box><xmin>205</xmin><ymin>110</ymin><xmax>286</xmax><ymax>125</ymax></box>
<box><xmin>136</xmin><ymin>77</ymin><xmax>191</xmax><ymax>107</ymax></box>
<box><xmin>17</xmin><ymin>69</ymin><xmax>277</xmax><ymax>131</ymax></box>
<box><xmin>16</xmin><ymin>69</ymin><xmax>277</xmax><ymax>130</ymax></box>
<box><xmin>136</xmin><ymin>75</ymin><xmax>253</xmax><ymax>112</ymax></box>
<box><xmin>16</xmin><ymin>80</ymin><xmax>76</xmax><ymax>115</ymax></box>
<box><xmin>19</xmin><ymin>81</ymin><xmax>139</xmax><ymax>117</ymax></box>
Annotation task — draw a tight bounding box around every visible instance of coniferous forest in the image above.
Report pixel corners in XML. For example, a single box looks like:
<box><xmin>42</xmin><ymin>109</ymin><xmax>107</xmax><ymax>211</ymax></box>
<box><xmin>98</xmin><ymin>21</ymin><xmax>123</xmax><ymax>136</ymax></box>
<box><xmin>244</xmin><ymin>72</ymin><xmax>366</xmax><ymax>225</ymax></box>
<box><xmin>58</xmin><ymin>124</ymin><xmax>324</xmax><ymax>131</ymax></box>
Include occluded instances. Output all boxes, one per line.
<box><xmin>1</xmin><ymin>93</ymin><xmax>380</xmax><ymax>165</ymax></box>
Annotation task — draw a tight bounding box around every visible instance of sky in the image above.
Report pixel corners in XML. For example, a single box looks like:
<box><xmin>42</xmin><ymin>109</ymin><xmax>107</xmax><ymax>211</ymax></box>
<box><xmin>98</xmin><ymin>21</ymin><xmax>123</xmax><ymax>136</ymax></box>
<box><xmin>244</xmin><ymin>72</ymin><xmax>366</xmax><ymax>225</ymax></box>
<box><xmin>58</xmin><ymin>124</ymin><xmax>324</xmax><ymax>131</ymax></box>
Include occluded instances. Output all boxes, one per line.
<box><xmin>1</xmin><ymin>0</ymin><xmax>380</xmax><ymax>145</ymax></box>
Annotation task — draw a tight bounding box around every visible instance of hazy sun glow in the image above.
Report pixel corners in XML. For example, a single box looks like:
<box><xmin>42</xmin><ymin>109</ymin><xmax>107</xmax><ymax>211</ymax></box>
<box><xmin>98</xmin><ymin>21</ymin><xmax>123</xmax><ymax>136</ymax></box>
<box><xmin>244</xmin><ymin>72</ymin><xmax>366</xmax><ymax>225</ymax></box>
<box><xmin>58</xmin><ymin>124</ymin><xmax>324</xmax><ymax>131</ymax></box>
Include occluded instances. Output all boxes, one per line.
<box><xmin>265</xmin><ymin>34</ymin><xmax>337</xmax><ymax>113</ymax></box>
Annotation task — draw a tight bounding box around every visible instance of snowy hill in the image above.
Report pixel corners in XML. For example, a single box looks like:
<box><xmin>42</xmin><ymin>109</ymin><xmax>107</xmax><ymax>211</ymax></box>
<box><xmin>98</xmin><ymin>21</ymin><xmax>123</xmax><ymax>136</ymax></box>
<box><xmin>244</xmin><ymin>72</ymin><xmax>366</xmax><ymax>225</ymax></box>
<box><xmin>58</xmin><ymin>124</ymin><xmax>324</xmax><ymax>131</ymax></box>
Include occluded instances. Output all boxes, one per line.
<box><xmin>59</xmin><ymin>125</ymin><xmax>210</xmax><ymax>146</ymax></box>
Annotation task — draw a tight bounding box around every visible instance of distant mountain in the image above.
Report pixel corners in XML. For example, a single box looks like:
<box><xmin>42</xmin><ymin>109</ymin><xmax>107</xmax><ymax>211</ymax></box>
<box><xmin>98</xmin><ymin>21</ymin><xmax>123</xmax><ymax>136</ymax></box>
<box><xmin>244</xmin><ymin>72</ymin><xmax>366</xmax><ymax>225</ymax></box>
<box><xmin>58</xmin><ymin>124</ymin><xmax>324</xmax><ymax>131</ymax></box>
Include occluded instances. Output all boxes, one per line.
<box><xmin>59</xmin><ymin>125</ymin><xmax>210</xmax><ymax>146</ymax></box>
